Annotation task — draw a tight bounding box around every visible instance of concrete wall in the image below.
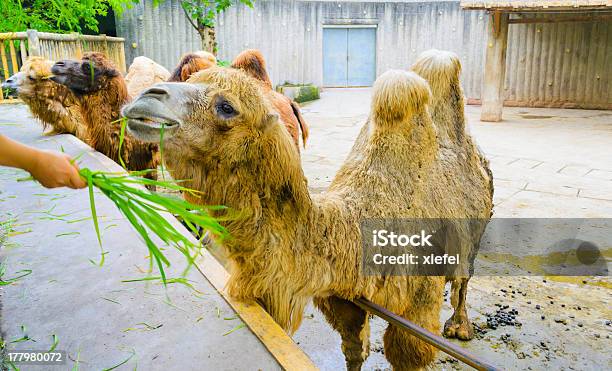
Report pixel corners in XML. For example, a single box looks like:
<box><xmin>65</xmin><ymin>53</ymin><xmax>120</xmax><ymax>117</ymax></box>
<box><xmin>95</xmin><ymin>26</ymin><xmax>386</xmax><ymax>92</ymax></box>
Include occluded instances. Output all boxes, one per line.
<box><xmin>116</xmin><ymin>0</ymin><xmax>611</xmax><ymax>109</ymax></box>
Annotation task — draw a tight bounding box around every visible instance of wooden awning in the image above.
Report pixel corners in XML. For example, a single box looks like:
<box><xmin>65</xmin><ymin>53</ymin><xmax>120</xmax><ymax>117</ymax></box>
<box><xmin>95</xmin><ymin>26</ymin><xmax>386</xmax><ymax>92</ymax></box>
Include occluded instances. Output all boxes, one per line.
<box><xmin>460</xmin><ymin>0</ymin><xmax>612</xmax><ymax>11</ymax></box>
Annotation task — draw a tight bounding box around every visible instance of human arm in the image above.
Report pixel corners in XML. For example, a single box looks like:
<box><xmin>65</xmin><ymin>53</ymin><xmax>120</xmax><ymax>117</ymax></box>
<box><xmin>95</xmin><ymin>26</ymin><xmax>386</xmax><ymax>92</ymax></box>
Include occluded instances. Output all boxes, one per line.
<box><xmin>0</xmin><ymin>134</ymin><xmax>86</xmax><ymax>189</ymax></box>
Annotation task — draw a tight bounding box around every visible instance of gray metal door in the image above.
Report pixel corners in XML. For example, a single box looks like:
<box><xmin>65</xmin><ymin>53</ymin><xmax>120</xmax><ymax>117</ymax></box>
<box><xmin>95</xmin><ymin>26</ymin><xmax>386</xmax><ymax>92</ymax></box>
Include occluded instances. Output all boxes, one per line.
<box><xmin>323</xmin><ymin>27</ymin><xmax>376</xmax><ymax>87</ymax></box>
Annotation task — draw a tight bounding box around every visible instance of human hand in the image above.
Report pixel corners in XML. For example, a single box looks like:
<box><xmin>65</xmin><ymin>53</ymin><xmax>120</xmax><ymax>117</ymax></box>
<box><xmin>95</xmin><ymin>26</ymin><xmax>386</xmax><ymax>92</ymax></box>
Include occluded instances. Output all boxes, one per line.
<box><xmin>27</xmin><ymin>150</ymin><xmax>87</xmax><ymax>189</ymax></box>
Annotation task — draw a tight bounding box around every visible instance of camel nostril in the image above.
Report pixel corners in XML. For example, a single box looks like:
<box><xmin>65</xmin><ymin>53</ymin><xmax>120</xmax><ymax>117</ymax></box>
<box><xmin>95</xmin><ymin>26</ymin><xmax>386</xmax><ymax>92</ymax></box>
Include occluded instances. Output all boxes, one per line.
<box><xmin>143</xmin><ymin>86</ymin><xmax>169</xmax><ymax>97</ymax></box>
<box><xmin>55</xmin><ymin>61</ymin><xmax>65</xmax><ymax>67</ymax></box>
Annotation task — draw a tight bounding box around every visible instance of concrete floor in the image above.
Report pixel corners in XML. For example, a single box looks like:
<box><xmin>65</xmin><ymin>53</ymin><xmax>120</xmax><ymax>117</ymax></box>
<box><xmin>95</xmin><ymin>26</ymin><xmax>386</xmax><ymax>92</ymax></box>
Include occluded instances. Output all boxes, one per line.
<box><xmin>293</xmin><ymin>88</ymin><xmax>612</xmax><ymax>370</ymax></box>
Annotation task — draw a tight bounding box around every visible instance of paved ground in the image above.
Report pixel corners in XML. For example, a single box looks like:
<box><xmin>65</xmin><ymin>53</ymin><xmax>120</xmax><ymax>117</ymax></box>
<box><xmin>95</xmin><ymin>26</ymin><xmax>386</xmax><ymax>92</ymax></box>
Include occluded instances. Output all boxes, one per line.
<box><xmin>293</xmin><ymin>89</ymin><xmax>612</xmax><ymax>370</ymax></box>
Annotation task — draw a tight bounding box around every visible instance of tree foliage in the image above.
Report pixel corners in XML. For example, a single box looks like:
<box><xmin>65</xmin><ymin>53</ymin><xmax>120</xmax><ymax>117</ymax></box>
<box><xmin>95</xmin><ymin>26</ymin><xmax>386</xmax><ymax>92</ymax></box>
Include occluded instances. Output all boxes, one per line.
<box><xmin>154</xmin><ymin>0</ymin><xmax>254</xmax><ymax>52</ymax></box>
<box><xmin>0</xmin><ymin>0</ymin><xmax>137</xmax><ymax>34</ymax></box>
<box><xmin>177</xmin><ymin>0</ymin><xmax>253</xmax><ymax>28</ymax></box>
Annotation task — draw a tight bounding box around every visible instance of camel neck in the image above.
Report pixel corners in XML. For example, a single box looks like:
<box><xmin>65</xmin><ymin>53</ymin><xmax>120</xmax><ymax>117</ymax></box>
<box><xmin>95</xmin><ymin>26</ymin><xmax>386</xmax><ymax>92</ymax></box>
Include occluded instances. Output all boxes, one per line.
<box><xmin>167</xmin><ymin>124</ymin><xmax>312</xmax><ymax>254</ymax></box>
<box><xmin>77</xmin><ymin>78</ymin><xmax>129</xmax><ymax>161</ymax></box>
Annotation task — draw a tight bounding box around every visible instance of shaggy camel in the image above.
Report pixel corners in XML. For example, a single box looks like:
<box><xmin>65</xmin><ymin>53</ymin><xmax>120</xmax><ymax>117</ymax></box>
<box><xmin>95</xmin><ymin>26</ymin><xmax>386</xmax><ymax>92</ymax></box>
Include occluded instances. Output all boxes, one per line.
<box><xmin>125</xmin><ymin>56</ymin><xmax>171</xmax><ymax>98</ymax></box>
<box><xmin>411</xmin><ymin>50</ymin><xmax>494</xmax><ymax>340</ymax></box>
<box><xmin>50</xmin><ymin>52</ymin><xmax>158</xmax><ymax>177</ymax></box>
<box><xmin>2</xmin><ymin>57</ymin><xmax>88</xmax><ymax>142</ymax></box>
<box><xmin>231</xmin><ymin>49</ymin><xmax>308</xmax><ymax>151</ymax></box>
<box><xmin>122</xmin><ymin>64</ymin><xmax>493</xmax><ymax>369</ymax></box>
<box><xmin>168</xmin><ymin>51</ymin><xmax>217</xmax><ymax>82</ymax></box>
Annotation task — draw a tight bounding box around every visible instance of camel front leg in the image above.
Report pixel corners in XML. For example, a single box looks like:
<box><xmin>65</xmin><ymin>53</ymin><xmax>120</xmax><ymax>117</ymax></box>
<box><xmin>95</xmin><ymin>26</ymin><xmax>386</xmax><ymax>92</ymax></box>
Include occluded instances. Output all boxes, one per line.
<box><xmin>314</xmin><ymin>296</ymin><xmax>370</xmax><ymax>371</ymax></box>
<box><xmin>443</xmin><ymin>277</ymin><xmax>474</xmax><ymax>340</ymax></box>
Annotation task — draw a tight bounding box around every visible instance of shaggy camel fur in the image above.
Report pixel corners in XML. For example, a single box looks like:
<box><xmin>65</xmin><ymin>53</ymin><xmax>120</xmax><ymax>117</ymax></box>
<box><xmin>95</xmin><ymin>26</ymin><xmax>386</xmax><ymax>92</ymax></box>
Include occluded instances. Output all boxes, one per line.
<box><xmin>122</xmin><ymin>65</ymin><xmax>493</xmax><ymax>370</ymax></box>
<box><xmin>125</xmin><ymin>56</ymin><xmax>171</xmax><ymax>98</ymax></box>
<box><xmin>51</xmin><ymin>52</ymin><xmax>158</xmax><ymax>176</ymax></box>
<box><xmin>2</xmin><ymin>57</ymin><xmax>88</xmax><ymax>141</ymax></box>
<box><xmin>168</xmin><ymin>51</ymin><xmax>217</xmax><ymax>82</ymax></box>
<box><xmin>231</xmin><ymin>49</ymin><xmax>308</xmax><ymax>151</ymax></box>
<box><xmin>411</xmin><ymin>50</ymin><xmax>494</xmax><ymax>341</ymax></box>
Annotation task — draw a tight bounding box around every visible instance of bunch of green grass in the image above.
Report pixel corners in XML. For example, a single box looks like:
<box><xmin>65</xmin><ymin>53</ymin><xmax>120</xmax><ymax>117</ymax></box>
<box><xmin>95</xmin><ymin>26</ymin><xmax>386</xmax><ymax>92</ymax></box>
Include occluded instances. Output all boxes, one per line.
<box><xmin>80</xmin><ymin>168</ymin><xmax>227</xmax><ymax>284</ymax></box>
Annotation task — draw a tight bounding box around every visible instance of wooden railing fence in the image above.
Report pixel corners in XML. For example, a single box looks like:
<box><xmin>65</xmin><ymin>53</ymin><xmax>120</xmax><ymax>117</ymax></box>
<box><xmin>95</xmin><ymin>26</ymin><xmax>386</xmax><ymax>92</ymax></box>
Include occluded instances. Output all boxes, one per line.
<box><xmin>0</xmin><ymin>30</ymin><xmax>126</xmax><ymax>103</ymax></box>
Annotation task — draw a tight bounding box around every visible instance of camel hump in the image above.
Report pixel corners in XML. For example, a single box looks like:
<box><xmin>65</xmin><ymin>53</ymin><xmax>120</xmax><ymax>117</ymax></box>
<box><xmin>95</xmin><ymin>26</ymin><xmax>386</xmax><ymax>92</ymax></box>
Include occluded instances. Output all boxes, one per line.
<box><xmin>371</xmin><ymin>70</ymin><xmax>430</xmax><ymax>123</ymax></box>
<box><xmin>231</xmin><ymin>49</ymin><xmax>273</xmax><ymax>89</ymax></box>
<box><xmin>411</xmin><ymin>49</ymin><xmax>461</xmax><ymax>98</ymax></box>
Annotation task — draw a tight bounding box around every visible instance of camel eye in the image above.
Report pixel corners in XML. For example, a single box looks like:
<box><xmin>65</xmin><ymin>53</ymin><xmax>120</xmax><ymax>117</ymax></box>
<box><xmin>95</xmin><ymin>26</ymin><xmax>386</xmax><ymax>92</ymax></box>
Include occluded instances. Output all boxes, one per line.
<box><xmin>215</xmin><ymin>99</ymin><xmax>238</xmax><ymax>119</ymax></box>
<box><xmin>220</xmin><ymin>102</ymin><xmax>234</xmax><ymax>115</ymax></box>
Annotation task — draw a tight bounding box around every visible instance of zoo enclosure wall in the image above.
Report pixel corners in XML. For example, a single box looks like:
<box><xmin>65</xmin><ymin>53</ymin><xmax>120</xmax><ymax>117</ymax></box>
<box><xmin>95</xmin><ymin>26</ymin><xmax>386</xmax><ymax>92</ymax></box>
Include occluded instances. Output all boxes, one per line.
<box><xmin>116</xmin><ymin>0</ymin><xmax>611</xmax><ymax>110</ymax></box>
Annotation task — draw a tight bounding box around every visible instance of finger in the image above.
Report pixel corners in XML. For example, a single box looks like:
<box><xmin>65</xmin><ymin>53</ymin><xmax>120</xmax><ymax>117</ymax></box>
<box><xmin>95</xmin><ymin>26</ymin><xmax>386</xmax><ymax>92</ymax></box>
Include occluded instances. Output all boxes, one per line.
<box><xmin>69</xmin><ymin>168</ymin><xmax>87</xmax><ymax>189</ymax></box>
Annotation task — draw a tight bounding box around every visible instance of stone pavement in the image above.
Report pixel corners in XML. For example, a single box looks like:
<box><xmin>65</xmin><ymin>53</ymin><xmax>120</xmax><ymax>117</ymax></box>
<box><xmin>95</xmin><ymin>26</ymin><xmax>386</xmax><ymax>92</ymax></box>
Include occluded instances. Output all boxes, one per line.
<box><xmin>299</xmin><ymin>88</ymin><xmax>612</xmax><ymax>218</ymax></box>
<box><xmin>293</xmin><ymin>88</ymin><xmax>612</xmax><ymax>370</ymax></box>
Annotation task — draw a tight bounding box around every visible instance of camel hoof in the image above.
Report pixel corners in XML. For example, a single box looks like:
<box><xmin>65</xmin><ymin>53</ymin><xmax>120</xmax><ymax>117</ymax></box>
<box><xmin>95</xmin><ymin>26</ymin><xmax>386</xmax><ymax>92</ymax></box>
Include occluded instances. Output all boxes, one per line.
<box><xmin>443</xmin><ymin>317</ymin><xmax>474</xmax><ymax>341</ymax></box>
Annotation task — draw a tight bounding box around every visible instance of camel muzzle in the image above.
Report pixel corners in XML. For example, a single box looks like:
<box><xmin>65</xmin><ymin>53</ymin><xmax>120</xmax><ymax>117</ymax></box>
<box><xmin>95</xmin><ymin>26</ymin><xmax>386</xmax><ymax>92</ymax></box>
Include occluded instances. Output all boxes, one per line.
<box><xmin>50</xmin><ymin>60</ymin><xmax>81</xmax><ymax>85</ymax></box>
<box><xmin>2</xmin><ymin>72</ymin><xmax>22</xmax><ymax>95</ymax></box>
<box><xmin>122</xmin><ymin>82</ymin><xmax>200</xmax><ymax>143</ymax></box>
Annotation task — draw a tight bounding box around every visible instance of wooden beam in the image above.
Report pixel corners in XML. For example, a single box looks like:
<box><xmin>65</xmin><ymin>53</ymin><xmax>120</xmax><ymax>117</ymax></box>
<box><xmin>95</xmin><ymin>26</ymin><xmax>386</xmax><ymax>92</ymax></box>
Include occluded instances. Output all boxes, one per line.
<box><xmin>481</xmin><ymin>11</ymin><xmax>509</xmax><ymax>122</ymax></box>
<box><xmin>509</xmin><ymin>14</ymin><xmax>612</xmax><ymax>24</ymax></box>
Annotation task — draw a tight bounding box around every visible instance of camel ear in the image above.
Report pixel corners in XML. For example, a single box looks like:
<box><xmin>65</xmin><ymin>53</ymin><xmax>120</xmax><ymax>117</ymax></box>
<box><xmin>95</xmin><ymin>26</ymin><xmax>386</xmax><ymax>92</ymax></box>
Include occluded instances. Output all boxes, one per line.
<box><xmin>180</xmin><ymin>65</ymin><xmax>191</xmax><ymax>82</ymax></box>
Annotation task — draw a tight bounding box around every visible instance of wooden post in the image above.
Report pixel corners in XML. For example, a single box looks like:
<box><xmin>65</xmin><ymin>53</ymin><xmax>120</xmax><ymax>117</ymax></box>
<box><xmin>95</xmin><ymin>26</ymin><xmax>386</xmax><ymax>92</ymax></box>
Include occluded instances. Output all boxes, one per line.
<box><xmin>8</xmin><ymin>41</ymin><xmax>18</xmax><ymax>74</ymax></box>
<box><xmin>26</xmin><ymin>29</ymin><xmax>40</xmax><ymax>57</ymax></box>
<box><xmin>118</xmin><ymin>41</ymin><xmax>126</xmax><ymax>74</ymax></box>
<box><xmin>73</xmin><ymin>33</ymin><xmax>82</xmax><ymax>59</ymax></box>
<box><xmin>481</xmin><ymin>11</ymin><xmax>509</xmax><ymax>122</ymax></box>
<box><xmin>0</xmin><ymin>43</ymin><xmax>10</xmax><ymax>80</ymax></box>
<box><xmin>19</xmin><ymin>40</ymin><xmax>27</xmax><ymax>65</ymax></box>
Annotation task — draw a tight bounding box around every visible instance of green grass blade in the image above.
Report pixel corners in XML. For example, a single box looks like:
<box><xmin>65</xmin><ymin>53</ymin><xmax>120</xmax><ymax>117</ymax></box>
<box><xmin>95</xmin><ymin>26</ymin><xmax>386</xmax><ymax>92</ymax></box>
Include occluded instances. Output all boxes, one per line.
<box><xmin>86</xmin><ymin>170</ymin><xmax>105</xmax><ymax>266</ymax></box>
<box><xmin>118</xmin><ymin>118</ymin><xmax>127</xmax><ymax>169</ymax></box>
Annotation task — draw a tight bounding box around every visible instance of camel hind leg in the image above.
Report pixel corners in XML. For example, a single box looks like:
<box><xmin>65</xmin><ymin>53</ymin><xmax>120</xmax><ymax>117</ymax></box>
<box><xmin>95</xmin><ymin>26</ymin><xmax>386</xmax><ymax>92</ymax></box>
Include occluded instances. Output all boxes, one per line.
<box><xmin>314</xmin><ymin>296</ymin><xmax>370</xmax><ymax>371</ymax></box>
<box><xmin>443</xmin><ymin>277</ymin><xmax>474</xmax><ymax>340</ymax></box>
<box><xmin>383</xmin><ymin>278</ymin><xmax>444</xmax><ymax>370</ymax></box>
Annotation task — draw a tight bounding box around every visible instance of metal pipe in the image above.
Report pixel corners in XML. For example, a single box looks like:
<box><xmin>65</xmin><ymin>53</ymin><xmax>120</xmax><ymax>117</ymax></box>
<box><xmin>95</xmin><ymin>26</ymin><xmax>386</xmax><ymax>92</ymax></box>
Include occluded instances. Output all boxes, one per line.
<box><xmin>353</xmin><ymin>298</ymin><xmax>500</xmax><ymax>371</ymax></box>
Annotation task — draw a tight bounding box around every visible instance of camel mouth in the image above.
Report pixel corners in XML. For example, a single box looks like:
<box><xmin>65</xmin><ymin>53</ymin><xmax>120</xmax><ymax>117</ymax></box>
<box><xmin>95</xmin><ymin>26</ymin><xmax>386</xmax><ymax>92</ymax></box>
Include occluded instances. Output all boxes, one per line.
<box><xmin>130</xmin><ymin>117</ymin><xmax>179</xmax><ymax>129</ymax></box>
<box><xmin>126</xmin><ymin>116</ymin><xmax>180</xmax><ymax>143</ymax></box>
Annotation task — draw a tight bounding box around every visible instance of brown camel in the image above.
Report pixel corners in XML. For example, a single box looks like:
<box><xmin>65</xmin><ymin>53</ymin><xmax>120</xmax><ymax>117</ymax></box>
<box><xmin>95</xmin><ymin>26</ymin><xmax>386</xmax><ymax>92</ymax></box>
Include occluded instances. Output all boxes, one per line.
<box><xmin>122</xmin><ymin>64</ymin><xmax>492</xmax><ymax>369</ymax></box>
<box><xmin>168</xmin><ymin>51</ymin><xmax>217</xmax><ymax>82</ymax></box>
<box><xmin>2</xmin><ymin>57</ymin><xmax>88</xmax><ymax>142</ymax></box>
<box><xmin>411</xmin><ymin>50</ymin><xmax>494</xmax><ymax>341</ymax></box>
<box><xmin>231</xmin><ymin>49</ymin><xmax>309</xmax><ymax>151</ymax></box>
<box><xmin>50</xmin><ymin>52</ymin><xmax>158</xmax><ymax>177</ymax></box>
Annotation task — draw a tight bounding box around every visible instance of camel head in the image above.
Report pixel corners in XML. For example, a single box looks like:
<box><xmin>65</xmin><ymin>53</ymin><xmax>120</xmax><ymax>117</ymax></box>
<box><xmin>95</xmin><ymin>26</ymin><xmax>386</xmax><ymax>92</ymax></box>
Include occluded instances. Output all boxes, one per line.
<box><xmin>51</xmin><ymin>52</ymin><xmax>121</xmax><ymax>95</ymax></box>
<box><xmin>2</xmin><ymin>57</ymin><xmax>55</xmax><ymax>97</ymax></box>
<box><xmin>123</xmin><ymin>67</ymin><xmax>280</xmax><ymax>158</ymax></box>
<box><xmin>168</xmin><ymin>52</ymin><xmax>217</xmax><ymax>82</ymax></box>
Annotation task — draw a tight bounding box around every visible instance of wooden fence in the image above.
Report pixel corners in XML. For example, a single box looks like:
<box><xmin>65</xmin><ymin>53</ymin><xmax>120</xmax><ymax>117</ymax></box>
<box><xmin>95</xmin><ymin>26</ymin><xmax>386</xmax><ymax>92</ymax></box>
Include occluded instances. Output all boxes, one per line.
<box><xmin>0</xmin><ymin>30</ymin><xmax>126</xmax><ymax>103</ymax></box>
